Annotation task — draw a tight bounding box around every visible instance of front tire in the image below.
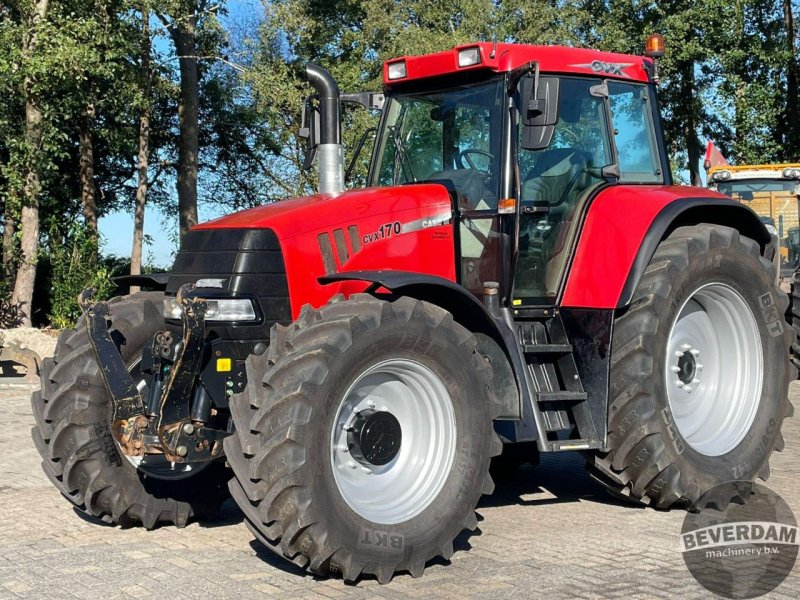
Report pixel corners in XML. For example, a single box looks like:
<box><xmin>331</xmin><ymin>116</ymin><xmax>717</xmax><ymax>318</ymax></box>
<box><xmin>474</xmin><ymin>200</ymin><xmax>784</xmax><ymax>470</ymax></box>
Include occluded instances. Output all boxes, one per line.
<box><xmin>224</xmin><ymin>294</ymin><xmax>501</xmax><ymax>583</ymax></box>
<box><xmin>587</xmin><ymin>225</ymin><xmax>794</xmax><ymax>508</ymax></box>
<box><xmin>30</xmin><ymin>292</ymin><xmax>230</xmax><ymax>528</ymax></box>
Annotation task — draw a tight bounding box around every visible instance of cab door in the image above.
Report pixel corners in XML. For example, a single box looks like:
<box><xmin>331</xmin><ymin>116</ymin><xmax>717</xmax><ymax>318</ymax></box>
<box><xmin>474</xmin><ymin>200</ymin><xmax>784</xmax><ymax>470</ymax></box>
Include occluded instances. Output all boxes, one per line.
<box><xmin>512</xmin><ymin>77</ymin><xmax>612</xmax><ymax>305</ymax></box>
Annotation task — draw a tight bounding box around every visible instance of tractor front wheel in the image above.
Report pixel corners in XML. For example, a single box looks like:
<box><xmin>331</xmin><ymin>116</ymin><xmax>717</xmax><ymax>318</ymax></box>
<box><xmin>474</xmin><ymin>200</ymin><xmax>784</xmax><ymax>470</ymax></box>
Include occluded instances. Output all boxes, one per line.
<box><xmin>224</xmin><ymin>294</ymin><xmax>501</xmax><ymax>583</ymax></box>
<box><xmin>587</xmin><ymin>225</ymin><xmax>794</xmax><ymax>508</ymax></box>
<box><xmin>31</xmin><ymin>292</ymin><xmax>230</xmax><ymax>528</ymax></box>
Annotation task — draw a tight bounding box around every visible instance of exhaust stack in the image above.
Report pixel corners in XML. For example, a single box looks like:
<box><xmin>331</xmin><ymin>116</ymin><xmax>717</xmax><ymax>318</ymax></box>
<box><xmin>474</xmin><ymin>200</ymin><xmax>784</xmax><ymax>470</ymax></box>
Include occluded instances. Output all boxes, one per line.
<box><xmin>305</xmin><ymin>64</ymin><xmax>344</xmax><ymax>194</ymax></box>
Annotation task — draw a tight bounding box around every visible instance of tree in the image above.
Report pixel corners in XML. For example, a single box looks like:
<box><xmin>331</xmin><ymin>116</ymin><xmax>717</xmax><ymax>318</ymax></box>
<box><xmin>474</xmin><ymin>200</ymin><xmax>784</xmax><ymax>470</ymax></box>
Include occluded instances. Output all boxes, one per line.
<box><xmin>157</xmin><ymin>0</ymin><xmax>226</xmax><ymax>239</ymax></box>
<box><xmin>131</xmin><ymin>2</ymin><xmax>153</xmax><ymax>293</ymax></box>
<box><xmin>781</xmin><ymin>0</ymin><xmax>799</xmax><ymax>158</ymax></box>
<box><xmin>10</xmin><ymin>0</ymin><xmax>49</xmax><ymax>326</ymax></box>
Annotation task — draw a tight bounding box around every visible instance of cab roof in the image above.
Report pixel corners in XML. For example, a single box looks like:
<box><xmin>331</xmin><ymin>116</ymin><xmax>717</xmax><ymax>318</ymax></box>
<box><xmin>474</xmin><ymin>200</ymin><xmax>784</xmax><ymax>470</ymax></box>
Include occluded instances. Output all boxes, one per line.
<box><xmin>383</xmin><ymin>42</ymin><xmax>653</xmax><ymax>87</ymax></box>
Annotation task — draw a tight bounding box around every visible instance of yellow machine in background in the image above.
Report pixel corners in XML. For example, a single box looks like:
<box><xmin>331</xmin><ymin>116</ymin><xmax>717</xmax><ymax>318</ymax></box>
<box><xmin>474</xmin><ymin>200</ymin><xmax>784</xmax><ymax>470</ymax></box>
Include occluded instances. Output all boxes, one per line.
<box><xmin>708</xmin><ymin>164</ymin><xmax>800</xmax><ymax>285</ymax></box>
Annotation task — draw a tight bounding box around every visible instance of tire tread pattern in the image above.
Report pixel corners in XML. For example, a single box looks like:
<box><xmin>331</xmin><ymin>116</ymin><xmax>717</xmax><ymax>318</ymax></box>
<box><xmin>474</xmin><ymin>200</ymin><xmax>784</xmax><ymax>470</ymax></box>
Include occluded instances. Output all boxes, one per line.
<box><xmin>224</xmin><ymin>294</ymin><xmax>502</xmax><ymax>583</ymax></box>
<box><xmin>30</xmin><ymin>292</ymin><xmax>227</xmax><ymax>528</ymax></box>
<box><xmin>587</xmin><ymin>225</ymin><xmax>795</xmax><ymax>508</ymax></box>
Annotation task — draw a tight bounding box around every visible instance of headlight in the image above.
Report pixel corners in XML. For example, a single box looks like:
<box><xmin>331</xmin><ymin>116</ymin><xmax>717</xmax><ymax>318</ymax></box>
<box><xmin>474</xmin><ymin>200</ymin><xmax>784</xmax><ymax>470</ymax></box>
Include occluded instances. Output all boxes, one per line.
<box><xmin>712</xmin><ymin>170</ymin><xmax>732</xmax><ymax>182</ymax></box>
<box><xmin>163</xmin><ymin>297</ymin><xmax>257</xmax><ymax>322</ymax></box>
<box><xmin>458</xmin><ymin>47</ymin><xmax>482</xmax><ymax>68</ymax></box>
<box><xmin>783</xmin><ymin>167</ymin><xmax>800</xmax><ymax>179</ymax></box>
<box><xmin>387</xmin><ymin>61</ymin><xmax>407</xmax><ymax>80</ymax></box>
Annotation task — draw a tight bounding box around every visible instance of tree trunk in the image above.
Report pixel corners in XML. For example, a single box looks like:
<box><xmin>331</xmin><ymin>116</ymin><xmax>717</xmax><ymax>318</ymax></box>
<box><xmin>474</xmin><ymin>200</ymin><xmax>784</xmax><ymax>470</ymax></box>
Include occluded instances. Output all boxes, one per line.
<box><xmin>79</xmin><ymin>104</ymin><xmax>98</xmax><ymax>246</ymax></box>
<box><xmin>131</xmin><ymin>4</ymin><xmax>151</xmax><ymax>295</ymax></box>
<box><xmin>2</xmin><ymin>210</ymin><xmax>15</xmax><ymax>282</ymax></box>
<box><xmin>680</xmin><ymin>60</ymin><xmax>702</xmax><ymax>186</ymax></box>
<box><xmin>11</xmin><ymin>0</ymin><xmax>49</xmax><ymax>326</ymax></box>
<box><xmin>170</xmin><ymin>20</ymin><xmax>199</xmax><ymax>240</ymax></box>
<box><xmin>784</xmin><ymin>0</ymin><xmax>799</xmax><ymax>159</ymax></box>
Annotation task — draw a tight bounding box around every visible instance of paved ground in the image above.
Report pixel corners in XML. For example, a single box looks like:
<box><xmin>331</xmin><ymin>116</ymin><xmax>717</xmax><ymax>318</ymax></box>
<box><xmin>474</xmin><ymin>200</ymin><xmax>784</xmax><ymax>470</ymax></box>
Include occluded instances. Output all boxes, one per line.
<box><xmin>2</xmin><ymin>379</ymin><xmax>800</xmax><ymax>599</ymax></box>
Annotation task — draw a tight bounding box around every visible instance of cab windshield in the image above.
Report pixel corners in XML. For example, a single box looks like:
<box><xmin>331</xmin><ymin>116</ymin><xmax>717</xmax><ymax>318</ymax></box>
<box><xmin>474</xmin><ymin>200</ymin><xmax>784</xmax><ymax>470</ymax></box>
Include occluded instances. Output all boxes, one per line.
<box><xmin>371</xmin><ymin>78</ymin><xmax>505</xmax><ymax>210</ymax></box>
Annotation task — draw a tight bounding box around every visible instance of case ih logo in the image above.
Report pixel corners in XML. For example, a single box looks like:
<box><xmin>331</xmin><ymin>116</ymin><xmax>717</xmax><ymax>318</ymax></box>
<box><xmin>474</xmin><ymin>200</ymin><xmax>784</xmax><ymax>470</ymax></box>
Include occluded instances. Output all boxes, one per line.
<box><xmin>572</xmin><ymin>60</ymin><xmax>634</xmax><ymax>77</ymax></box>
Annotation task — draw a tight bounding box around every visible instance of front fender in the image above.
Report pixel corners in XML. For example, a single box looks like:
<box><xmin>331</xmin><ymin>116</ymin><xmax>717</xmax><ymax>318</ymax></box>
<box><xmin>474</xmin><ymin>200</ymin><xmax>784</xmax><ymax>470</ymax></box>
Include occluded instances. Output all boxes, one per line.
<box><xmin>319</xmin><ymin>270</ymin><xmax>522</xmax><ymax>419</ymax></box>
<box><xmin>561</xmin><ymin>186</ymin><xmax>770</xmax><ymax>309</ymax></box>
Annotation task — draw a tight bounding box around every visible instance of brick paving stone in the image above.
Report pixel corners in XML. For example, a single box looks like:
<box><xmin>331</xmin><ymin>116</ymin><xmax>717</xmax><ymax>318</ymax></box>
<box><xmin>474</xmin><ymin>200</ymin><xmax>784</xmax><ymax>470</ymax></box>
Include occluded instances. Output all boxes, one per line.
<box><xmin>3</xmin><ymin>382</ymin><xmax>800</xmax><ymax>598</ymax></box>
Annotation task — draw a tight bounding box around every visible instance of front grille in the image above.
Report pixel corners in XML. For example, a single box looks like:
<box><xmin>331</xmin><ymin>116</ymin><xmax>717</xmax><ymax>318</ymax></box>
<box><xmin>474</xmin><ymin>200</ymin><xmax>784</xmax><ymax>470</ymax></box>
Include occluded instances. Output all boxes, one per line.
<box><xmin>166</xmin><ymin>228</ymin><xmax>291</xmax><ymax>341</ymax></box>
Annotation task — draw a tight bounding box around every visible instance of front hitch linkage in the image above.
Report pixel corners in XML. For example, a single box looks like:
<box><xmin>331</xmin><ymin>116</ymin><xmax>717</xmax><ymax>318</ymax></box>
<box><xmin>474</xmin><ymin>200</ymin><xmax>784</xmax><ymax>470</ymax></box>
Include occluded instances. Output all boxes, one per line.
<box><xmin>78</xmin><ymin>289</ymin><xmax>149</xmax><ymax>456</ymax></box>
<box><xmin>79</xmin><ymin>285</ymin><xmax>225</xmax><ymax>463</ymax></box>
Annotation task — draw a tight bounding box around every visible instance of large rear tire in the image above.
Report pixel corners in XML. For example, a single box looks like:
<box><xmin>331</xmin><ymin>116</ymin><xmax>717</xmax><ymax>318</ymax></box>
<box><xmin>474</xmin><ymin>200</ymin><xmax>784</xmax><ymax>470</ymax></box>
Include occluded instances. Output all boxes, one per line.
<box><xmin>790</xmin><ymin>271</ymin><xmax>800</xmax><ymax>374</ymax></box>
<box><xmin>224</xmin><ymin>294</ymin><xmax>502</xmax><ymax>583</ymax></box>
<box><xmin>30</xmin><ymin>292</ymin><xmax>230</xmax><ymax>528</ymax></box>
<box><xmin>587</xmin><ymin>225</ymin><xmax>794</xmax><ymax>508</ymax></box>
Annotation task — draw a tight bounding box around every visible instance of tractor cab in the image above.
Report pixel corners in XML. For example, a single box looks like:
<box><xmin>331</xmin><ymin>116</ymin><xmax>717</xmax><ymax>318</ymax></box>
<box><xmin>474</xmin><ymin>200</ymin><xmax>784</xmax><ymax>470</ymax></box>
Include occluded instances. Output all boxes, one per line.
<box><xmin>304</xmin><ymin>42</ymin><xmax>671</xmax><ymax>307</ymax></box>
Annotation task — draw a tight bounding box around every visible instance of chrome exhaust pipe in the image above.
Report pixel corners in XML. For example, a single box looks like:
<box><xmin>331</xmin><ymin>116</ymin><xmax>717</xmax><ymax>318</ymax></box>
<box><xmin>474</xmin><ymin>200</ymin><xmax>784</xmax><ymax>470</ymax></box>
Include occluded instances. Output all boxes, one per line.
<box><xmin>305</xmin><ymin>64</ymin><xmax>344</xmax><ymax>194</ymax></box>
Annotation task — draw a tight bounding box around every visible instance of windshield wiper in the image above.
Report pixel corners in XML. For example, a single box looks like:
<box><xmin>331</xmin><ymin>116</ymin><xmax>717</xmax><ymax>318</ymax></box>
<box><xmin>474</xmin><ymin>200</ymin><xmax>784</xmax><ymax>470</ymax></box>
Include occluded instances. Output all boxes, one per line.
<box><xmin>388</xmin><ymin>125</ymin><xmax>416</xmax><ymax>183</ymax></box>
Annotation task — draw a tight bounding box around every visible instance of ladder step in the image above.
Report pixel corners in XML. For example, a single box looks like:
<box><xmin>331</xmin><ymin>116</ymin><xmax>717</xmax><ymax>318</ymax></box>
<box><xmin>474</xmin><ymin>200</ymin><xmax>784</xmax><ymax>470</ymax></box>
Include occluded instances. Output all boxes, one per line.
<box><xmin>542</xmin><ymin>409</ymin><xmax>571</xmax><ymax>432</ymax></box>
<box><xmin>549</xmin><ymin>439</ymin><xmax>603</xmax><ymax>451</ymax></box>
<box><xmin>536</xmin><ymin>391</ymin><xmax>588</xmax><ymax>403</ymax></box>
<box><xmin>522</xmin><ymin>343</ymin><xmax>573</xmax><ymax>354</ymax></box>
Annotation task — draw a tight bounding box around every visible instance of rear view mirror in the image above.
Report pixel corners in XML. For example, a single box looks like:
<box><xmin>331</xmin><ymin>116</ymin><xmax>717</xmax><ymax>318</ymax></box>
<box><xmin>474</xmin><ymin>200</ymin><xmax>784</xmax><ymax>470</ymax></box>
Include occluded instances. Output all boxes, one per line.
<box><xmin>520</xmin><ymin>75</ymin><xmax>560</xmax><ymax>151</ymax></box>
<box><xmin>299</xmin><ymin>96</ymin><xmax>321</xmax><ymax>171</ymax></box>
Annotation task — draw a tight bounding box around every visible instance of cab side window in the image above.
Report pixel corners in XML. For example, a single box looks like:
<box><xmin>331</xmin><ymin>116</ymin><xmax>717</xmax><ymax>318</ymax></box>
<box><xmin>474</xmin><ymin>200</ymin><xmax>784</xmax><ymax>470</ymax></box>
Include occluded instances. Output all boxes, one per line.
<box><xmin>608</xmin><ymin>81</ymin><xmax>662</xmax><ymax>183</ymax></box>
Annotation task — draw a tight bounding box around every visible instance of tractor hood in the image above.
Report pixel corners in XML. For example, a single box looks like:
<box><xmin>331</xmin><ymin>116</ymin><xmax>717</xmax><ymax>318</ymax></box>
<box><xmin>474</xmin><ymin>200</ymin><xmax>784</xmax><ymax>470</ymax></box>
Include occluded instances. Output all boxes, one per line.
<box><xmin>194</xmin><ymin>184</ymin><xmax>452</xmax><ymax>241</ymax></box>
<box><xmin>191</xmin><ymin>183</ymin><xmax>457</xmax><ymax>319</ymax></box>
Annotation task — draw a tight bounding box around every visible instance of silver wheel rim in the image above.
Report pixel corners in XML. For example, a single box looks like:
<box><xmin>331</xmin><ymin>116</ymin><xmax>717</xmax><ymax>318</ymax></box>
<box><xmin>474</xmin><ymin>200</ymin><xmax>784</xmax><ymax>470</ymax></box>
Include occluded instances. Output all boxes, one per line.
<box><xmin>330</xmin><ymin>359</ymin><xmax>457</xmax><ymax>525</ymax></box>
<box><xmin>665</xmin><ymin>282</ymin><xmax>763</xmax><ymax>456</ymax></box>
<box><xmin>119</xmin><ymin>358</ymin><xmax>208</xmax><ymax>480</ymax></box>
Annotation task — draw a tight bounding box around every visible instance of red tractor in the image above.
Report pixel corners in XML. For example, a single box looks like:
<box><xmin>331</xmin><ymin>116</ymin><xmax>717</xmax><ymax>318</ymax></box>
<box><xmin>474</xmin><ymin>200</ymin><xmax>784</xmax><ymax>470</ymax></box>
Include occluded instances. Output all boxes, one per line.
<box><xmin>32</xmin><ymin>38</ymin><xmax>794</xmax><ymax>583</ymax></box>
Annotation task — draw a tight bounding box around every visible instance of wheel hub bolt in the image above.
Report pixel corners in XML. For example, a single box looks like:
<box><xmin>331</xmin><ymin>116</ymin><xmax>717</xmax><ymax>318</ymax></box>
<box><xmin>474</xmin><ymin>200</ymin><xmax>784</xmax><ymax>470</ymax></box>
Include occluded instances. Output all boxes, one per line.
<box><xmin>176</xmin><ymin>446</ymin><xmax>188</xmax><ymax>457</ymax></box>
<box><xmin>182</xmin><ymin>423</ymin><xmax>195</xmax><ymax>435</ymax></box>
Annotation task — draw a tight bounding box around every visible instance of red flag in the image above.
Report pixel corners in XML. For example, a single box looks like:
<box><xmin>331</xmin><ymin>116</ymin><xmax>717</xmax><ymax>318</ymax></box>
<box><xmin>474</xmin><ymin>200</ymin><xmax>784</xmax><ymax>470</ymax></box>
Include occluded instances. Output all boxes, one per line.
<box><xmin>704</xmin><ymin>141</ymin><xmax>730</xmax><ymax>170</ymax></box>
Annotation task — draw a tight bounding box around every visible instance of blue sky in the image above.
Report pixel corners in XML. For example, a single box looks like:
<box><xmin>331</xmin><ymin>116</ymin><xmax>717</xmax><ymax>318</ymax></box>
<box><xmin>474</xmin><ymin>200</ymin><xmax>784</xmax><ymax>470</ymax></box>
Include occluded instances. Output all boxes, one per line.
<box><xmin>98</xmin><ymin>0</ymin><xmax>262</xmax><ymax>268</ymax></box>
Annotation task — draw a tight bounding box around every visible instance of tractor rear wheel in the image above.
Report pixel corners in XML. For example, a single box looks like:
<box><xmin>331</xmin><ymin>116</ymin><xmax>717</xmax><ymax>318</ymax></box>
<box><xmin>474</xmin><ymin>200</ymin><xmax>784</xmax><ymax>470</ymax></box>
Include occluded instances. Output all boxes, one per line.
<box><xmin>224</xmin><ymin>294</ymin><xmax>501</xmax><ymax>583</ymax></box>
<box><xmin>31</xmin><ymin>292</ymin><xmax>230</xmax><ymax>528</ymax></box>
<box><xmin>790</xmin><ymin>271</ymin><xmax>800</xmax><ymax>374</ymax></box>
<box><xmin>587</xmin><ymin>225</ymin><xmax>794</xmax><ymax>508</ymax></box>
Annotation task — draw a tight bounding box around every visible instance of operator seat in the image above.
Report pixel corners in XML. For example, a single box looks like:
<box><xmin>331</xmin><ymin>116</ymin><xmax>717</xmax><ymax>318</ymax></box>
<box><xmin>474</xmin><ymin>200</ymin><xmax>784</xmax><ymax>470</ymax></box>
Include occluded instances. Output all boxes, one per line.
<box><xmin>521</xmin><ymin>148</ymin><xmax>589</xmax><ymax>205</ymax></box>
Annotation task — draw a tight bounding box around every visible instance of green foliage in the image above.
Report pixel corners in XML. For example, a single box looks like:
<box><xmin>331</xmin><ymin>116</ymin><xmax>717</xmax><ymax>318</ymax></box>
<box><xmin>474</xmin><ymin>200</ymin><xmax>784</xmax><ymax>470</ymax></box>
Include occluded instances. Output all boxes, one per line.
<box><xmin>45</xmin><ymin>222</ymin><xmax>114</xmax><ymax>329</ymax></box>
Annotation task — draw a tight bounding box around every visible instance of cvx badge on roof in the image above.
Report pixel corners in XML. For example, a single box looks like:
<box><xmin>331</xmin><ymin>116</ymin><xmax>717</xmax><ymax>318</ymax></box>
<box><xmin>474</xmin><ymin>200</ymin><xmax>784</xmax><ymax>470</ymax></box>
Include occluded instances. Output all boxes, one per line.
<box><xmin>572</xmin><ymin>60</ymin><xmax>634</xmax><ymax>77</ymax></box>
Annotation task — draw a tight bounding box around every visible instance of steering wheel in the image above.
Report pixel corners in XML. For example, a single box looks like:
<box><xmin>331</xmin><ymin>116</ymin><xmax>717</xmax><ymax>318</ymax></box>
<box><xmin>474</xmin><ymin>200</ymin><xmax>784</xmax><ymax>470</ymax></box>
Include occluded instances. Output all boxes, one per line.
<box><xmin>456</xmin><ymin>149</ymin><xmax>495</xmax><ymax>174</ymax></box>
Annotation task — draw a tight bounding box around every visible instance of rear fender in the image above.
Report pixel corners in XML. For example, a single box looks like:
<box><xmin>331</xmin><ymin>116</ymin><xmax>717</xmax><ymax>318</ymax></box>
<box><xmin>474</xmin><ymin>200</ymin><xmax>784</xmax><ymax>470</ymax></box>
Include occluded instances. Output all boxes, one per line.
<box><xmin>561</xmin><ymin>188</ymin><xmax>771</xmax><ymax>309</ymax></box>
<box><xmin>617</xmin><ymin>200</ymin><xmax>771</xmax><ymax>307</ymax></box>
<box><xmin>319</xmin><ymin>271</ymin><xmax>522</xmax><ymax>419</ymax></box>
